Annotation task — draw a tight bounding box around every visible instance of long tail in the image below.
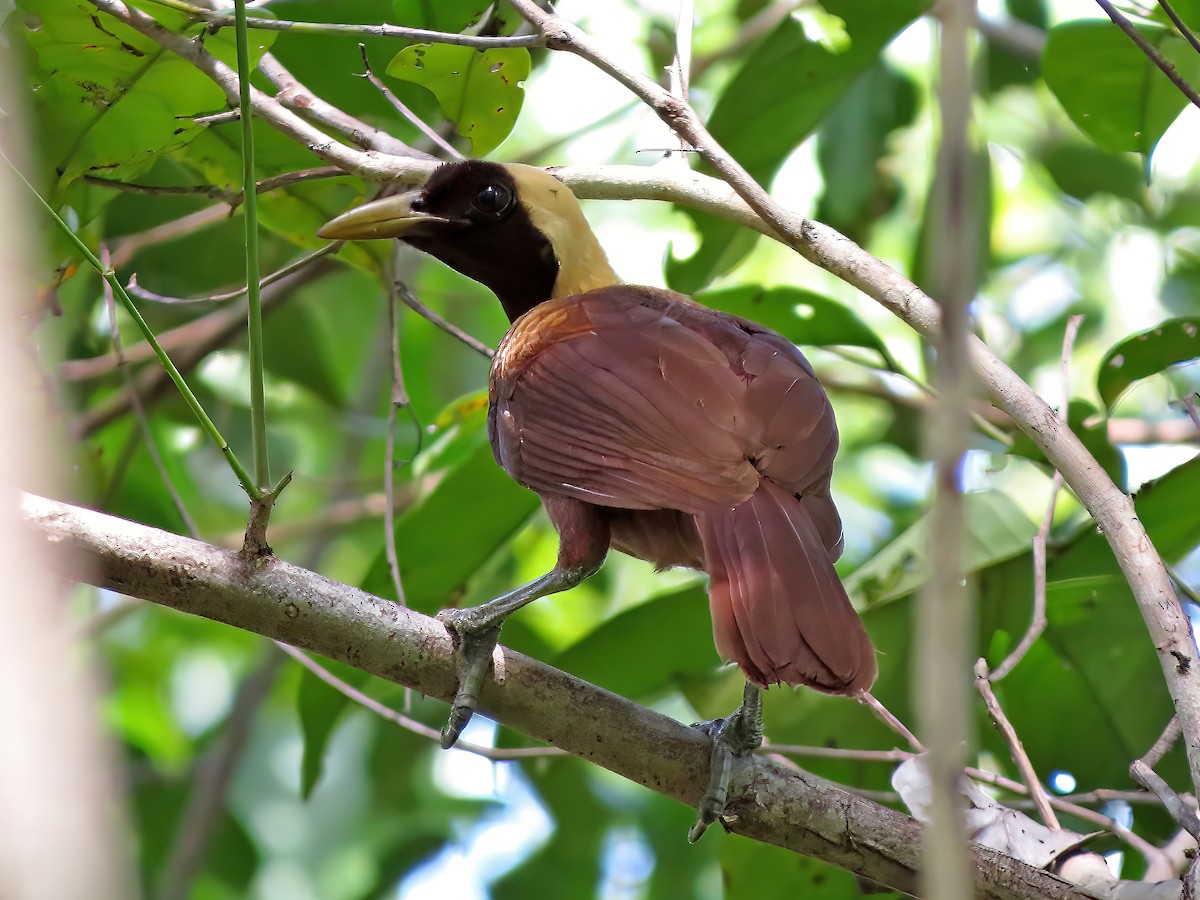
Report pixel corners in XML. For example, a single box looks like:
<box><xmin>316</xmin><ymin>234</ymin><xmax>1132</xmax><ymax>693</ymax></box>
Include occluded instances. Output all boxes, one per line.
<box><xmin>698</xmin><ymin>478</ymin><xmax>876</xmax><ymax>693</ymax></box>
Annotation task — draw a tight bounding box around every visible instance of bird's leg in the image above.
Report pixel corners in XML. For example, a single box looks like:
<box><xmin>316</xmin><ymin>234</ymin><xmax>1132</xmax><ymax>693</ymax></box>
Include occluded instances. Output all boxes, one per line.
<box><xmin>688</xmin><ymin>681</ymin><xmax>763</xmax><ymax>842</ymax></box>
<box><xmin>437</xmin><ymin>496</ymin><xmax>608</xmax><ymax>749</ymax></box>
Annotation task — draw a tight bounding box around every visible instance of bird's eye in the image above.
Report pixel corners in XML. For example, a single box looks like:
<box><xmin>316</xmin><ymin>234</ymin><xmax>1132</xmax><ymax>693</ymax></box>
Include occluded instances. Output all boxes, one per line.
<box><xmin>471</xmin><ymin>183</ymin><xmax>515</xmax><ymax>220</ymax></box>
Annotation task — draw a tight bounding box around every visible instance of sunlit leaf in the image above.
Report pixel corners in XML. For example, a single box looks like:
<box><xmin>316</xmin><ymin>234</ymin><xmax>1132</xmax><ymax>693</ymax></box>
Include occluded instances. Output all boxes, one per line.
<box><xmin>1043</xmin><ymin>19</ymin><xmax>1200</xmax><ymax>155</ymax></box>
<box><xmin>698</xmin><ymin>284</ymin><xmax>896</xmax><ymax>367</ymax></box>
<box><xmin>1097</xmin><ymin>317</ymin><xmax>1200</xmax><ymax>409</ymax></box>
<box><xmin>386</xmin><ymin>43</ymin><xmax>530</xmax><ymax>156</ymax></box>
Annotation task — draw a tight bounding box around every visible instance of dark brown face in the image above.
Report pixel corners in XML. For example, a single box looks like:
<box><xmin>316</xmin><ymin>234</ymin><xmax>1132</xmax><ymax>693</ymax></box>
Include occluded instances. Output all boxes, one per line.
<box><xmin>319</xmin><ymin>161</ymin><xmax>560</xmax><ymax>322</ymax></box>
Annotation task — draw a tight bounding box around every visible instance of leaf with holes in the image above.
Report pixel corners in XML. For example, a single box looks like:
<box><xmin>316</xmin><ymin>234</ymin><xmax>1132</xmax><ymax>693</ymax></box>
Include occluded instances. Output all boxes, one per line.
<box><xmin>1097</xmin><ymin>317</ymin><xmax>1200</xmax><ymax>410</ymax></box>
<box><xmin>386</xmin><ymin>43</ymin><xmax>529</xmax><ymax>156</ymax></box>
<box><xmin>11</xmin><ymin>0</ymin><xmax>275</xmax><ymax>192</ymax></box>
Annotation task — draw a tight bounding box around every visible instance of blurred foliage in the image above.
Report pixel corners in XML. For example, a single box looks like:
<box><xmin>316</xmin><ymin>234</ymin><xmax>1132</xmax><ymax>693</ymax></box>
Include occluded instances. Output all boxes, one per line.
<box><xmin>11</xmin><ymin>0</ymin><xmax>1200</xmax><ymax>897</ymax></box>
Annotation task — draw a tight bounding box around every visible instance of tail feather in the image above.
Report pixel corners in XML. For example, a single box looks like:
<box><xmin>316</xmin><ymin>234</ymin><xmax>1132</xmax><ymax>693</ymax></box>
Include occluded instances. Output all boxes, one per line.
<box><xmin>699</xmin><ymin>478</ymin><xmax>876</xmax><ymax>693</ymax></box>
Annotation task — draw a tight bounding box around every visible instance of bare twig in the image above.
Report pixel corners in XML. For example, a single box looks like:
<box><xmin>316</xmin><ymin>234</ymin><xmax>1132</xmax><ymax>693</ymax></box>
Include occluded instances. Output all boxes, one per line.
<box><xmin>1131</xmin><ymin>759</ymin><xmax>1200</xmax><ymax>841</ymax></box>
<box><xmin>383</xmin><ymin>260</ymin><xmax>411</xmax><ymax>609</ymax></box>
<box><xmin>1158</xmin><ymin>0</ymin><xmax>1200</xmax><ymax>55</ymax></box>
<box><xmin>358</xmin><ymin>45</ymin><xmax>463</xmax><ymax>160</ymax></box>
<box><xmin>1094</xmin><ymin>0</ymin><xmax>1200</xmax><ymax>110</ymax></box>
<box><xmin>276</xmin><ymin>643</ymin><xmax>560</xmax><ymax>761</ymax></box>
<box><xmin>86</xmin><ymin>167</ymin><xmax>344</xmax><ymax>207</ymax></box>
<box><xmin>72</xmin><ymin>262</ymin><xmax>329</xmax><ymax>438</ymax></box>
<box><xmin>975</xmin><ymin>660</ymin><xmax>1061</xmax><ymax>830</ymax></box>
<box><xmin>858</xmin><ymin>692</ymin><xmax>924</xmax><ymax>752</ymax></box>
<box><xmin>128</xmin><ymin>244</ymin><xmax>341</xmax><ymax>305</ymax></box>
<box><xmin>964</xmin><ymin>766</ymin><xmax>1175</xmax><ymax>878</ymax></box>
<box><xmin>140</xmin><ymin>0</ymin><xmax>545</xmax><ymax>48</ymax></box>
<box><xmin>990</xmin><ymin>316</ymin><xmax>1083</xmax><ymax>681</ymax></box>
<box><xmin>1144</xmin><ymin>716</ymin><xmax>1184</xmax><ymax>770</ymax></box>
<box><xmin>974</xmin><ymin>13</ymin><xmax>1046</xmax><ymax>59</ymax></box>
<box><xmin>109</xmin><ymin>204</ymin><xmax>233</xmax><ymax>269</ymax></box>
<box><xmin>761</xmin><ymin>744</ymin><xmax>911</xmax><ymax>763</ymax></box>
<box><xmin>257</xmin><ymin>53</ymin><xmax>429</xmax><ymax>161</ymax></box>
<box><xmin>692</xmin><ymin>0</ymin><xmax>808</xmax><ymax>78</ymax></box>
<box><xmin>394</xmin><ymin>281</ymin><xmax>494</xmax><ymax>358</ymax></box>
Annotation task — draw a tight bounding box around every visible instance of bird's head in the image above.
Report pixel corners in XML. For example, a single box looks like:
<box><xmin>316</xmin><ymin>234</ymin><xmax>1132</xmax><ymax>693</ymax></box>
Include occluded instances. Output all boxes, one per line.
<box><xmin>319</xmin><ymin>161</ymin><xmax>618</xmax><ymax>321</ymax></box>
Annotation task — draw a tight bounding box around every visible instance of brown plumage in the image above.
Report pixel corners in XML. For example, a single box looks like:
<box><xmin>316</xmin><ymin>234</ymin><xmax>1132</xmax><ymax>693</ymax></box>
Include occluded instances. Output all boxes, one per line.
<box><xmin>320</xmin><ymin>160</ymin><xmax>876</xmax><ymax>698</ymax></box>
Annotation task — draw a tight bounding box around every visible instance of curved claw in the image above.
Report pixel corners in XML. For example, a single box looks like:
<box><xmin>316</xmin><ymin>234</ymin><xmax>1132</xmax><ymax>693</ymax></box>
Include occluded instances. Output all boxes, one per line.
<box><xmin>438</xmin><ymin>610</ymin><xmax>501</xmax><ymax>749</ymax></box>
<box><xmin>688</xmin><ymin>683</ymin><xmax>763</xmax><ymax>842</ymax></box>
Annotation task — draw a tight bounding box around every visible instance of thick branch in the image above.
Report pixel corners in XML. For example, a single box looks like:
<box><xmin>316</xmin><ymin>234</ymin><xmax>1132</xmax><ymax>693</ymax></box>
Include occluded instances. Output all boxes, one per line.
<box><xmin>24</xmin><ymin>493</ymin><xmax>1096</xmax><ymax>900</ymax></box>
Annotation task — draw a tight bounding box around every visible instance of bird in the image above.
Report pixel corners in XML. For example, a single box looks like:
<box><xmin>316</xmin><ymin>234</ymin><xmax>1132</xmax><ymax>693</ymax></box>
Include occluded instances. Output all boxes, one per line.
<box><xmin>319</xmin><ymin>160</ymin><xmax>876</xmax><ymax>839</ymax></box>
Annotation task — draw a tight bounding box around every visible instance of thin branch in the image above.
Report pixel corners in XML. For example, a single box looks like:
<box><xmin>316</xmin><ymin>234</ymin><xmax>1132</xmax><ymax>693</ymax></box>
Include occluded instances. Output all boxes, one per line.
<box><xmin>383</xmin><ymin>259</ymin><xmax>410</xmax><ymax>609</ymax></box>
<box><xmin>110</xmin><ymin>204</ymin><xmax>234</xmax><ymax>270</ymax></box>
<box><xmin>974</xmin><ymin>13</ymin><xmax>1047</xmax><ymax>60</ymax></box>
<box><xmin>964</xmin><ymin>766</ymin><xmax>1176</xmax><ymax>878</ymax></box>
<box><xmin>257</xmin><ymin>54</ymin><xmax>429</xmax><ymax>160</ymax></box>
<box><xmin>990</xmin><ymin>315</ymin><xmax>1083</xmax><ymax>681</ymax></box>
<box><xmin>127</xmin><ymin>244</ymin><xmax>340</xmax><ymax>305</ymax></box>
<box><xmin>975</xmin><ymin>660</ymin><xmax>1060</xmax><ymax>830</ymax></box>
<box><xmin>762</xmin><ymin>744</ymin><xmax>911</xmax><ymax>763</ymax></box>
<box><xmin>692</xmin><ymin>0</ymin><xmax>807</xmax><ymax>78</ymax></box>
<box><xmin>394</xmin><ymin>281</ymin><xmax>494</xmax><ymax>358</ymax></box>
<box><xmin>1142</xmin><ymin>716</ymin><xmax>1183</xmax><ymax>770</ymax></box>
<box><xmin>71</xmin><ymin>262</ymin><xmax>330</xmax><ymax>439</ymax></box>
<box><xmin>1157</xmin><ymin>0</ymin><xmax>1200</xmax><ymax>55</ymax></box>
<box><xmin>1094</xmin><ymin>0</ymin><xmax>1200</xmax><ymax>110</ymax></box>
<box><xmin>1131</xmin><ymin>760</ymin><xmax>1200</xmax><ymax>840</ymax></box>
<box><xmin>85</xmin><ymin>167</ymin><xmax>345</xmax><ymax>208</ymax></box>
<box><xmin>139</xmin><ymin>0</ymin><xmax>545</xmax><ymax>48</ymax></box>
<box><xmin>23</xmin><ymin>493</ymin><xmax>1099</xmax><ymax>900</ymax></box>
<box><xmin>358</xmin><ymin>45</ymin><xmax>463</xmax><ymax>160</ymax></box>
<box><xmin>859</xmin><ymin>692</ymin><xmax>925</xmax><ymax>752</ymax></box>
<box><xmin>276</xmin><ymin>643</ymin><xmax>560</xmax><ymax>761</ymax></box>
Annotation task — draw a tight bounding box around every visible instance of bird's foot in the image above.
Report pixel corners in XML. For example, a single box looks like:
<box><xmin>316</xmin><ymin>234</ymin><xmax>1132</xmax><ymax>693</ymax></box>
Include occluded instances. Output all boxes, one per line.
<box><xmin>436</xmin><ymin>606</ymin><xmax>502</xmax><ymax>750</ymax></box>
<box><xmin>688</xmin><ymin>683</ymin><xmax>763</xmax><ymax>843</ymax></box>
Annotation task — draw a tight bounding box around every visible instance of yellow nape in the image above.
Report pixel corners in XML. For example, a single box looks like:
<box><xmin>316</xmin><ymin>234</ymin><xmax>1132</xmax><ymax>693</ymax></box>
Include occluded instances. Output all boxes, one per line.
<box><xmin>503</xmin><ymin>164</ymin><xmax>620</xmax><ymax>299</ymax></box>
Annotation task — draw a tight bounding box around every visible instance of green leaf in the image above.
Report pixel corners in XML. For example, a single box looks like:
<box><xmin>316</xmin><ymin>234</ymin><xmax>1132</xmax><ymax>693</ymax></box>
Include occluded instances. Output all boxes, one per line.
<box><xmin>697</xmin><ymin>284</ymin><xmax>895</xmax><ymax>367</ymax></box>
<box><xmin>11</xmin><ymin>0</ymin><xmax>275</xmax><ymax>190</ymax></box>
<box><xmin>1043</xmin><ymin>20</ymin><xmax>1200</xmax><ymax>155</ymax></box>
<box><xmin>1041</xmin><ymin>140</ymin><xmax>1146</xmax><ymax>203</ymax></box>
<box><xmin>1097</xmin><ymin>317</ymin><xmax>1200</xmax><ymax>409</ymax></box>
<box><xmin>845</xmin><ymin>491</ymin><xmax>1039</xmax><ymax>607</ymax></box>
<box><xmin>386</xmin><ymin>44</ymin><xmax>530</xmax><ymax>156</ymax></box>
<box><xmin>815</xmin><ymin>61</ymin><xmax>917</xmax><ymax>241</ymax></box>
<box><xmin>666</xmin><ymin>0</ymin><xmax>931</xmax><ymax>293</ymax></box>
<box><xmin>298</xmin><ymin>656</ymin><xmax>370</xmax><ymax>799</ymax></box>
<box><xmin>360</xmin><ymin>436</ymin><xmax>541</xmax><ymax>612</ymax></box>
